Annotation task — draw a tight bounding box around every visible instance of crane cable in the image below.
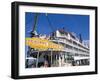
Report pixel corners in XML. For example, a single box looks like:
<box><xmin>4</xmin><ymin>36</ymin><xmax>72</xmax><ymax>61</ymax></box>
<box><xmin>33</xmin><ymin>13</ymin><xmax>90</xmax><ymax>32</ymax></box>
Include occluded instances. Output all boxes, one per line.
<box><xmin>45</xmin><ymin>14</ymin><xmax>54</xmax><ymax>32</ymax></box>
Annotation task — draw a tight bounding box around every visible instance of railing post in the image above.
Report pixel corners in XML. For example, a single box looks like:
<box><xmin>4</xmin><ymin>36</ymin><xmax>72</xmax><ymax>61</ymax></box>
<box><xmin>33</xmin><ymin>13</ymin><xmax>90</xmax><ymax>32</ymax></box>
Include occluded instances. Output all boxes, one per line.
<box><xmin>36</xmin><ymin>51</ymin><xmax>39</xmax><ymax>68</ymax></box>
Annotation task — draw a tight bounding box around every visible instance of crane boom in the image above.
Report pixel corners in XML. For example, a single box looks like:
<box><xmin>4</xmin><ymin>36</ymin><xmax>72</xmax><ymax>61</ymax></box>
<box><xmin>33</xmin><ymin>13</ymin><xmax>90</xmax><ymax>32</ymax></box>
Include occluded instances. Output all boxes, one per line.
<box><xmin>31</xmin><ymin>13</ymin><xmax>39</xmax><ymax>37</ymax></box>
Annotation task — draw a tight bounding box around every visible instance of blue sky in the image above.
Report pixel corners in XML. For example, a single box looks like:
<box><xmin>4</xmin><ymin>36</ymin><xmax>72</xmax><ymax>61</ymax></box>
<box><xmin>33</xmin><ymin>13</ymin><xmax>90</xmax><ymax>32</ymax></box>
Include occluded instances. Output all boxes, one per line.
<box><xmin>25</xmin><ymin>12</ymin><xmax>89</xmax><ymax>40</ymax></box>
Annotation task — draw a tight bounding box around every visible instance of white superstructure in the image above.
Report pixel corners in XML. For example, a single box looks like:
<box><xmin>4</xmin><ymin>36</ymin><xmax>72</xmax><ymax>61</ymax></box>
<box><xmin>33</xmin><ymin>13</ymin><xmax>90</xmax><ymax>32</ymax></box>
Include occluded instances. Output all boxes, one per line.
<box><xmin>49</xmin><ymin>29</ymin><xmax>90</xmax><ymax>66</ymax></box>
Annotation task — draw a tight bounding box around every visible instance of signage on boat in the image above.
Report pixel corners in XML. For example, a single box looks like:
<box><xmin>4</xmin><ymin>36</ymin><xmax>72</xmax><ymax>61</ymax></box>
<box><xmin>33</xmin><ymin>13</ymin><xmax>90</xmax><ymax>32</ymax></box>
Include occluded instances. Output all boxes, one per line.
<box><xmin>25</xmin><ymin>37</ymin><xmax>64</xmax><ymax>51</ymax></box>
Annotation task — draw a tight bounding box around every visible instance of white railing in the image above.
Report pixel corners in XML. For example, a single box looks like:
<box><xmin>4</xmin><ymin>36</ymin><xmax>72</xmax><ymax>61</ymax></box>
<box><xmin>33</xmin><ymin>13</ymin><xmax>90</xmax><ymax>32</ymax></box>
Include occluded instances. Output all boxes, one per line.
<box><xmin>63</xmin><ymin>48</ymin><xmax>89</xmax><ymax>56</ymax></box>
<box><xmin>51</xmin><ymin>39</ymin><xmax>89</xmax><ymax>53</ymax></box>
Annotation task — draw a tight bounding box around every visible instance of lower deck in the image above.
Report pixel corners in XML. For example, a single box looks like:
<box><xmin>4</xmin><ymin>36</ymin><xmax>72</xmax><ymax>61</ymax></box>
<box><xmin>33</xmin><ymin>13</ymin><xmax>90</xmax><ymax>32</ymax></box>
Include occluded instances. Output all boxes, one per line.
<box><xmin>25</xmin><ymin>51</ymin><xmax>90</xmax><ymax>68</ymax></box>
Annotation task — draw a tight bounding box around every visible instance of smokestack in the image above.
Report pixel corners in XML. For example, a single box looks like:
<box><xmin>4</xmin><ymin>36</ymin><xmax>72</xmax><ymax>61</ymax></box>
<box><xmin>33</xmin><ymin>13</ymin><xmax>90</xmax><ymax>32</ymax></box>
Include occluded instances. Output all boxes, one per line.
<box><xmin>79</xmin><ymin>34</ymin><xmax>82</xmax><ymax>43</ymax></box>
<box><xmin>63</xmin><ymin>27</ymin><xmax>65</xmax><ymax>30</ymax></box>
